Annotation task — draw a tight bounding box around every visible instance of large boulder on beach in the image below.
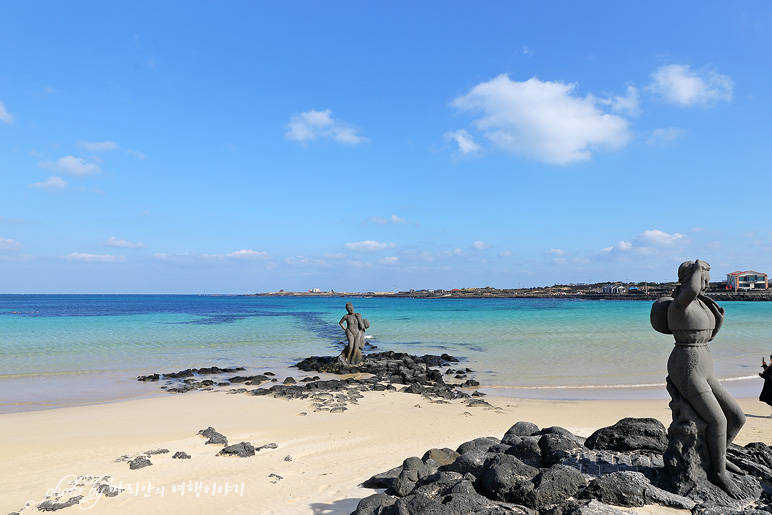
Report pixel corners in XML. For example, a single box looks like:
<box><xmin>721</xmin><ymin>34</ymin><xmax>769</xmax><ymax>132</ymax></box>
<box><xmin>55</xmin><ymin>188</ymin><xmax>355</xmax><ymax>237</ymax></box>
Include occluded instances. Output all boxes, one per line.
<box><xmin>581</xmin><ymin>471</ymin><xmax>695</xmax><ymax>509</ymax></box>
<box><xmin>584</xmin><ymin>417</ymin><xmax>668</xmax><ymax>453</ymax></box>
<box><xmin>456</xmin><ymin>436</ymin><xmax>501</xmax><ymax>455</ymax></box>
<box><xmin>478</xmin><ymin>453</ymin><xmax>539</xmax><ymax>502</ymax></box>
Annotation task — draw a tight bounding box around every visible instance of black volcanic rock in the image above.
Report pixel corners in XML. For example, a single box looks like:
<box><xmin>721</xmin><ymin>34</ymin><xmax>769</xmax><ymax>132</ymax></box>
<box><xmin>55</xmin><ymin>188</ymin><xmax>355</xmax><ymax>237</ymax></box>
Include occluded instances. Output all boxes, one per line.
<box><xmin>585</xmin><ymin>417</ymin><xmax>668</xmax><ymax>453</ymax></box>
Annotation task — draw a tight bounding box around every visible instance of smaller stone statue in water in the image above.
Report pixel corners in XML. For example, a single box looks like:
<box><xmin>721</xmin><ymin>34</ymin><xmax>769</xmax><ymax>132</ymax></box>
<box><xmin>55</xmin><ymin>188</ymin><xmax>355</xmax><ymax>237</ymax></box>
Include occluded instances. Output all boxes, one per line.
<box><xmin>338</xmin><ymin>302</ymin><xmax>369</xmax><ymax>365</ymax></box>
<box><xmin>652</xmin><ymin>259</ymin><xmax>747</xmax><ymax>498</ymax></box>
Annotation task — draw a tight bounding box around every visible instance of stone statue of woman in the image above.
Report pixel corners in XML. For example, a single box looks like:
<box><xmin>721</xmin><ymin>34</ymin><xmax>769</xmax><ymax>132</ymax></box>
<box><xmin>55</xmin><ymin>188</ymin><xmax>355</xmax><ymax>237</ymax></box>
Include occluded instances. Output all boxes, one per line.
<box><xmin>662</xmin><ymin>259</ymin><xmax>746</xmax><ymax>496</ymax></box>
<box><xmin>338</xmin><ymin>302</ymin><xmax>365</xmax><ymax>365</ymax></box>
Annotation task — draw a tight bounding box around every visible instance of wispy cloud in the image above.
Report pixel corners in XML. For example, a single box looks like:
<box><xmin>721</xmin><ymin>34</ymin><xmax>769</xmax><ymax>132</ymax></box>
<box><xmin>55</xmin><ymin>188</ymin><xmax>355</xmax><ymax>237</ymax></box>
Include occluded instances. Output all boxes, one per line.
<box><xmin>344</xmin><ymin>240</ymin><xmax>394</xmax><ymax>252</ymax></box>
<box><xmin>378</xmin><ymin>256</ymin><xmax>399</xmax><ymax>265</ymax></box>
<box><xmin>102</xmin><ymin>237</ymin><xmax>145</xmax><ymax>249</ymax></box>
<box><xmin>472</xmin><ymin>241</ymin><xmax>490</xmax><ymax>250</ymax></box>
<box><xmin>648</xmin><ymin>64</ymin><xmax>733</xmax><ymax>107</ymax></box>
<box><xmin>39</xmin><ymin>156</ymin><xmax>102</xmax><ymax>176</ymax></box>
<box><xmin>0</xmin><ymin>237</ymin><xmax>22</xmax><ymax>251</ymax></box>
<box><xmin>451</xmin><ymin>74</ymin><xmax>631</xmax><ymax>164</ymax></box>
<box><xmin>78</xmin><ymin>140</ymin><xmax>118</xmax><ymax>152</ymax></box>
<box><xmin>285</xmin><ymin>109</ymin><xmax>367</xmax><ymax>145</ymax></box>
<box><xmin>30</xmin><ymin>176</ymin><xmax>67</xmax><ymax>190</ymax></box>
<box><xmin>444</xmin><ymin>129</ymin><xmax>481</xmax><ymax>155</ymax></box>
<box><xmin>154</xmin><ymin>249</ymin><xmax>270</xmax><ymax>263</ymax></box>
<box><xmin>647</xmin><ymin>127</ymin><xmax>688</xmax><ymax>145</ymax></box>
<box><xmin>599</xmin><ymin>229</ymin><xmax>688</xmax><ymax>258</ymax></box>
<box><xmin>63</xmin><ymin>253</ymin><xmax>127</xmax><ymax>263</ymax></box>
<box><xmin>368</xmin><ymin>214</ymin><xmax>407</xmax><ymax>225</ymax></box>
<box><xmin>127</xmin><ymin>149</ymin><xmax>146</xmax><ymax>159</ymax></box>
<box><xmin>0</xmin><ymin>100</ymin><xmax>14</xmax><ymax>124</ymax></box>
<box><xmin>545</xmin><ymin>248</ymin><xmax>567</xmax><ymax>256</ymax></box>
<box><xmin>597</xmin><ymin>85</ymin><xmax>640</xmax><ymax>116</ymax></box>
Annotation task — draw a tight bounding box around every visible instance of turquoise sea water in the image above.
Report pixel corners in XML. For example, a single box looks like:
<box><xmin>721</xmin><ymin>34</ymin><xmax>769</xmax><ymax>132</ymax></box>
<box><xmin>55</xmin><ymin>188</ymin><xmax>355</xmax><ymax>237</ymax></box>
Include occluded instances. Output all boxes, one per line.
<box><xmin>2</xmin><ymin>295</ymin><xmax>771</xmax><ymax>412</ymax></box>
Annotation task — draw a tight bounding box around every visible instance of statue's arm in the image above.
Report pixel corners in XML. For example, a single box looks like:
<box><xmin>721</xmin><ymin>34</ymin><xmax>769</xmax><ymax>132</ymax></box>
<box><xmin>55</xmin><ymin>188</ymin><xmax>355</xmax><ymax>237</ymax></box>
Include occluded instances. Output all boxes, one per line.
<box><xmin>355</xmin><ymin>313</ymin><xmax>364</xmax><ymax>330</ymax></box>
<box><xmin>674</xmin><ymin>259</ymin><xmax>703</xmax><ymax>307</ymax></box>
<box><xmin>339</xmin><ymin>317</ymin><xmax>346</xmax><ymax>331</ymax></box>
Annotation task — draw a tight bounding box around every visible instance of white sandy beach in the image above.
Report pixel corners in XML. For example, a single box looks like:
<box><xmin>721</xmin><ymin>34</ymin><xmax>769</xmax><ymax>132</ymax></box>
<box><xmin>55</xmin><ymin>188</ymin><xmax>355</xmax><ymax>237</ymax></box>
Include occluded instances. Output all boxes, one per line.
<box><xmin>2</xmin><ymin>389</ymin><xmax>772</xmax><ymax>515</ymax></box>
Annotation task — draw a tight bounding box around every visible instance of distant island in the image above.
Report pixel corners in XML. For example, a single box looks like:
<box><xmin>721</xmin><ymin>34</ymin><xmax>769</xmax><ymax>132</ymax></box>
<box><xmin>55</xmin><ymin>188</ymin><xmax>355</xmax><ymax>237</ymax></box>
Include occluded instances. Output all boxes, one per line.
<box><xmin>252</xmin><ymin>282</ymin><xmax>772</xmax><ymax>301</ymax></box>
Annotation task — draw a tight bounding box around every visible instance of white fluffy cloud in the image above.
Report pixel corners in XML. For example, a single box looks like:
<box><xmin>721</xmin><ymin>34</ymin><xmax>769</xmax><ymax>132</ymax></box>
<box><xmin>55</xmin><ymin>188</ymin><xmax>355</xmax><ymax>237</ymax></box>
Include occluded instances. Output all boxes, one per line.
<box><xmin>0</xmin><ymin>237</ymin><xmax>22</xmax><ymax>250</ymax></box>
<box><xmin>450</xmin><ymin>74</ymin><xmax>631</xmax><ymax>164</ymax></box>
<box><xmin>597</xmin><ymin>85</ymin><xmax>640</xmax><ymax>116</ymax></box>
<box><xmin>63</xmin><ymin>253</ymin><xmax>127</xmax><ymax>263</ymax></box>
<box><xmin>600</xmin><ymin>229</ymin><xmax>688</xmax><ymax>257</ymax></box>
<box><xmin>30</xmin><ymin>176</ymin><xmax>67</xmax><ymax>190</ymax></box>
<box><xmin>102</xmin><ymin>237</ymin><xmax>145</xmax><ymax>249</ymax></box>
<box><xmin>0</xmin><ymin>100</ymin><xmax>14</xmax><ymax>124</ymax></box>
<box><xmin>545</xmin><ymin>248</ymin><xmax>567</xmax><ymax>256</ymax></box>
<box><xmin>39</xmin><ymin>156</ymin><xmax>102</xmax><ymax>176</ymax></box>
<box><xmin>78</xmin><ymin>140</ymin><xmax>118</xmax><ymax>152</ymax></box>
<box><xmin>378</xmin><ymin>256</ymin><xmax>399</xmax><ymax>265</ymax></box>
<box><xmin>344</xmin><ymin>240</ymin><xmax>393</xmax><ymax>252</ymax></box>
<box><xmin>648</xmin><ymin>64</ymin><xmax>733</xmax><ymax>107</ymax></box>
<box><xmin>472</xmin><ymin>241</ymin><xmax>490</xmax><ymax>250</ymax></box>
<box><xmin>285</xmin><ymin>109</ymin><xmax>367</xmax><ymax>145</ymax></box>
<box><xmin>444</xmin><ymin>129</ymin><xmax>481</xmax><ymax>154</ymax></box>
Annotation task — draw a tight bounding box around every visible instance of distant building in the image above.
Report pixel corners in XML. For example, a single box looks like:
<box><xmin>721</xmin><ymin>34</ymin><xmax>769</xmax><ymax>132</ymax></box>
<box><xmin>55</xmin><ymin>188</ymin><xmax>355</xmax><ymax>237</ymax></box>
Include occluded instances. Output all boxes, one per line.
<box><xmin>309</xmin><ymin>288</ymin><xmax>321</xmax><ymax>293</ymax></box>
<box><xmin>726</xmin><ymin>271</ymin><xmax>768</xmax><ymax>291</ymax></box>
<box><xmin>601</xmin><ymin>284</ymin><xmax>627</xmax><ymax>294</ymax></box>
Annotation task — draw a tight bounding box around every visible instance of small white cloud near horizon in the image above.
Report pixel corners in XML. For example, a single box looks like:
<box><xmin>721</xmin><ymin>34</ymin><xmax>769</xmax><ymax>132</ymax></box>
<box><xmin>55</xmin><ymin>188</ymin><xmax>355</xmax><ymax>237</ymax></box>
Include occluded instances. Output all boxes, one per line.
<box><xmin>30</xmin><ymin>176</ymin><xmax>67</xmax><ymax>190</ymax></box>
<box><xmin>472</xmin><ymin>241</ymin><xmax>490</xmax><ymax>250</ymax></box>
<box><xmin>648</xmin><ymin>127</ymin><xmax>688</xmax><ymax>145</ymax></box>
<box><xmin>285</xmin><ymin>109</ymin><xmax>367</xmax><ymax>145</ymax></box>
<box><xmin>102</xmin><ymin>237</ymin><xmax>145</xmax><ymax>249</ymax></box>
<box><xmin>78</xmin><ymin>140</ymin><xmax>118</xmax><ymax>152</ymax></box>
<box><xmin>344</xmin><ymin>240</ymin><xmax>394</xmax><ymax>252</ymax></box>
<box><xmin>450</xmin><ymin>74</ymin><xmax>631</xmax><ymax>165</ymax></box>
<box><xmin>545</xmin><ymin>248</ymin><xmax>567</xmax><ymax>256</ymax></box>
<box><xmin>600</xmin><ymin>229</ymin><xmax>688</xmax><ymax>257</ymax></box>
<box><xmin>0</xmin><ymin>100</ymin><xmax>14</xmax><ymax>124</ymax></box>
<box><xmin>648</xmin><ymin>64</ymin><xmax>733</xmax><ymax>107</ymax></box>
<box><xmin>378</xmin><ymin>256</ymin><xmax>399</xmax><ymax>265</ymax></box>
<box><xmin>323</xmin><ymin>252</ymin><xmax>347</xmax><ymax>259</ymax></box>
<box><xmin>0</xmin><ymin>237</ymin><xmax>23</xmax><ymax>251</ymax></box>
<box><xmin>63</xmin><ymin>253</ymin><xmax>127</xmax><ymax>263</ymax></box>
<box><xmin>368</xmin><ymin>214</ymin><xmax>407</xmax><ymax>224</ymax></box>
<box><xmin>499</xmin><ymin>250</ymin><xmax>512</xmax><ymax>257</ymax></box>
<box><xmin>444</xmin><ymin>129</ymin><xmax>481</xmax><ymax>155</ymax></box>
<box><xmin>224</xmin><ymin>249</ymin><xmax>269</xmax><ymax>259</ymax></box>
<box><xmin>39</xmin><ymin>156</ymin><xmax>102</xmax><ymax>176</ymax></box>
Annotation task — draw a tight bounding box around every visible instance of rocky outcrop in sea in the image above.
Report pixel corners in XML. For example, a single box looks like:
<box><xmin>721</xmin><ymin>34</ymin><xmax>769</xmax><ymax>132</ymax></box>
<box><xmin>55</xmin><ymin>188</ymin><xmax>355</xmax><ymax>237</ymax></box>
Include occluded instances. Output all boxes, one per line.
<box><xmin>136</xmin><ymin>352</ymin><xmax>487</xmax><ymax>410</ymax></box>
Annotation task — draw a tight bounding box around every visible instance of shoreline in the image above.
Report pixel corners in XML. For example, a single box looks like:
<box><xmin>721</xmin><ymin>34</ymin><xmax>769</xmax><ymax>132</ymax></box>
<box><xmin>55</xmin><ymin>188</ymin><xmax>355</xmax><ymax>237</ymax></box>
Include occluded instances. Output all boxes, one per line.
<box><xmin>3</xmin><ymin>388</ymin><xmax>772</xmax><ymax>514</ymax></box>
<box><xmin>2</xmin><ymin>366</ymin><xmax>765</xmax><ymax>414</ymax></box>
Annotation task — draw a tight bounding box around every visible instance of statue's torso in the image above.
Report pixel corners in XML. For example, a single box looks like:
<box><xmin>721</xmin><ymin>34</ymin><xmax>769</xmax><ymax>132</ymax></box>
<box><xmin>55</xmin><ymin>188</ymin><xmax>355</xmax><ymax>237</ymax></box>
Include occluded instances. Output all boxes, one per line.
<box><xmin>667</xmin><ymin>297</ymin><xmax>715</xmax><ymax>337</ymax></box>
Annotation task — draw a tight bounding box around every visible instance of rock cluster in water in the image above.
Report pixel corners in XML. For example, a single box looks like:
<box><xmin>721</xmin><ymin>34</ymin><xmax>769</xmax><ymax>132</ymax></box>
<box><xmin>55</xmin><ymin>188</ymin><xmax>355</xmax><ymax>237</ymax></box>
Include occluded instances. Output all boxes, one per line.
<box><xmin>136</xmin><ymin>352</ymin><xmax>490</xmax><ymax>412</ymax></box>
<box><xmin>355</xmin><ymin>418</ymin><xmax>772</xmax><ymax>514</ymax></box>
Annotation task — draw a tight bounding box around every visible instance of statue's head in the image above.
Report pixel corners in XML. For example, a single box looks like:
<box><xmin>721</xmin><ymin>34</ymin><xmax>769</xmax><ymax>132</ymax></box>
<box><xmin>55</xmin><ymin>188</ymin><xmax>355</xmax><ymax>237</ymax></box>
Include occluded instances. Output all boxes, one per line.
<box><xmin>678</xmin><ymin>260</ymin><xmax>711</xmax><ymax>292</ymax></box>
<box><xmin>345</xmin><ymin>302</ymin><xmax>354</xmax><ymax>314</ymax></box>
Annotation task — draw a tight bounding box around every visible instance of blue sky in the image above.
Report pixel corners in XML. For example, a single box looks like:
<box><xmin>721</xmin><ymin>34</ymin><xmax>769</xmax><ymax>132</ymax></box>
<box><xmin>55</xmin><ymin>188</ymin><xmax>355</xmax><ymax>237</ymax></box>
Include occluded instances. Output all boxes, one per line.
<box><xmin>1</xmin><ymin>2</ymin><xmax>771</xmax><ymax>293</ymax></box>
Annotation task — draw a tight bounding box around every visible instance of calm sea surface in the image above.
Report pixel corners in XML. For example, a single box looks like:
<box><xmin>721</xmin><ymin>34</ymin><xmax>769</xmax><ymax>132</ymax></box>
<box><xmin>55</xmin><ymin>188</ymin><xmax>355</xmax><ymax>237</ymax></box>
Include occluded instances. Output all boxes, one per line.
<box><xmin>2</xmin><ymin>295</ymin><xmax>771</xmax><ymax>412</ymax></box>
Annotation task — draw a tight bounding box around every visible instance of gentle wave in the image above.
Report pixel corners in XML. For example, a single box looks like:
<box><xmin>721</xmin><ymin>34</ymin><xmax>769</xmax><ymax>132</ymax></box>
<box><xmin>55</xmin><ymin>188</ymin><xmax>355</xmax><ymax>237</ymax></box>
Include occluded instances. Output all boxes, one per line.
<box><xmin>481</xmin><ymin>374</ymin><xmax>759</xmax><ymax>390</ymax></box>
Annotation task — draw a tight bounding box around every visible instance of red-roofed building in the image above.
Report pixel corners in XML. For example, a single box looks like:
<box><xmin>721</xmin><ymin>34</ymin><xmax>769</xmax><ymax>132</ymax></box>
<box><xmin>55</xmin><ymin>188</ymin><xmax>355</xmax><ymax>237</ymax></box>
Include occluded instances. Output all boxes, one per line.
<box><xmin>726</xmin><ymin>271</ymin><xmax>768</xmax><ymax>290</ymax></box>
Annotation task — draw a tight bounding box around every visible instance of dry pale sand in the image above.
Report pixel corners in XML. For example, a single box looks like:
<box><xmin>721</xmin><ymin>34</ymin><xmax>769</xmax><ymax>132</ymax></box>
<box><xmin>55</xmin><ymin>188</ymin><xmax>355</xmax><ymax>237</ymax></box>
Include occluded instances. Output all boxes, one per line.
<box><xmin>2</xmin><ymin>390</ymin><xmax>771</xmax><ymax>515</ymax></box>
